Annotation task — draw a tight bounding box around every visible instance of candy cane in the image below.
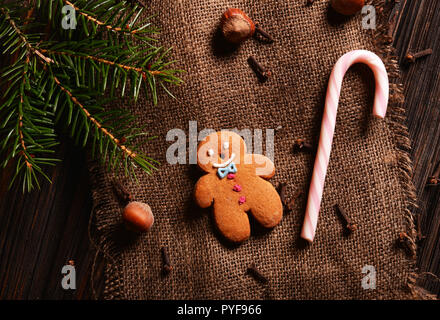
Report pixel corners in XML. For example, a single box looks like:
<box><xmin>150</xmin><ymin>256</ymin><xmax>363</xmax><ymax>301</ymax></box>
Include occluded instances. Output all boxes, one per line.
<box><xmin>301</xmin><ymin>50</ymin><xmax>389</xmax><ymax>242</ymax></box>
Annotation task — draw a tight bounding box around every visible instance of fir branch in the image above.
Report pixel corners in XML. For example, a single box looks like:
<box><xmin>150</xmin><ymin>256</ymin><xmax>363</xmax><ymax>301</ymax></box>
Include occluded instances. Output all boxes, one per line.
<box><xmin>64</xmin><ymin>0</ymin><xmax>141</xmax><ymax>35</ymax></box>
<box><xmin>0</xmin><ymin>0</ymin><xmax>182</xmax><ymax>192</ymax></box>
<box><xmin>0</xmin><ymin>6</ymin><xmax>53</xmax><ymax>64</ymax></box>
<box><xmin>0</xmin><ymin>59</ymin><xmax>59</xmax><ymax>192</ymax></box>
<box><xmin>18</xmin><ymin>116</ymin><xmax>32</xmax><ymax>169</ymax></box>
<box><xmin>52</xmin><ymin>75</ymin><xmax>136</xmax><ymax>159</ymax></box>
<box><xmin>41</xmin><ymin>48</ymin><xmax>161</xmax><ymax>77</ymax></box>
<box><xmin>18</xmin><ymin>60</ymin><xmax>32</xmax><ymax>170</ymax></box>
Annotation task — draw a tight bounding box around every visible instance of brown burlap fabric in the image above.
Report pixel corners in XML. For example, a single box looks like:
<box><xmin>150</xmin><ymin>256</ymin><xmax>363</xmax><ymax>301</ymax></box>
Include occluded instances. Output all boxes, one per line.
<box><xmin>89</xmin><ymin>0</ymin><xmax>426</xmax><ymax>299</ymax></box>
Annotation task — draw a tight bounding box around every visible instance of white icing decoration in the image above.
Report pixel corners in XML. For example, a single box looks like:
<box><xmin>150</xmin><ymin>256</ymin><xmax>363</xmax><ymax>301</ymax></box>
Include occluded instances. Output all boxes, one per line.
<box><xmin>223</xmin><ymin>141</ymin><xmax>229</xmax><ymax>150</ymax></box>
<box><xmin>207</xmin><ymin>148</ymin><xmax>214</xmax><ymax>156</ymax></box>
<box><xmin>212</xmin><ymin>153</ymin><xmax>236</xmax><ymax>168</ymax></box>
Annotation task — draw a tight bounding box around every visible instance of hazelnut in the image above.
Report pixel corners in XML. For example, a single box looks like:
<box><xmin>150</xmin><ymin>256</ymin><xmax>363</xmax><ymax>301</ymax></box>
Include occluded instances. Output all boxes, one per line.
<box><xmin>221</xmin><ymin>8</ymin><xmax>255</xmax><ymax>44</ymax></box>
<box><xmin>122</xmin><ymin>201</ymin><xmax>154</xmax><ymax>232</ymax></box>
<box><xmin>331</xmin><ymin>0</ymin><xmax>365</xmax><ymax>16</ymax></box>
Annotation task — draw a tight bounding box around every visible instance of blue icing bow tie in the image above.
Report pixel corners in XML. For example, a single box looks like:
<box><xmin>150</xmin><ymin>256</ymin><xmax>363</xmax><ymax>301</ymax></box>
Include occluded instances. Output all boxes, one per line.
<box><xmin>217</xmin><ymin>162</ymin><xmax>237</xmax><ymax>179</ymax></box>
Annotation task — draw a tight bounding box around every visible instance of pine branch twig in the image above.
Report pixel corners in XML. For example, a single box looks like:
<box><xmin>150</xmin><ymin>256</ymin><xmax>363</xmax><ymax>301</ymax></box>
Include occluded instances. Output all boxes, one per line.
<box><xmin>52</xmin><ymin>76</ymin><xmax>137</xmax><ymax>159</ymax></box>
<box><xmin>0</xmin><ymin>7</ymin><xmax>53</xmax><ymax>64</ymax></box>
<box><xmin>18</xmin><ymin>58</ymin><xmax>32</xmax><ymax>170</ymax></box>
<box><xmin>64</xmin><ymin>0</ymin><xmax>141</xmax><ymax>34</ymax></box>
<box><xmin>40</xmin><ymin>49</ymin><xmax>162</xmax><ymax>77</ymax></box>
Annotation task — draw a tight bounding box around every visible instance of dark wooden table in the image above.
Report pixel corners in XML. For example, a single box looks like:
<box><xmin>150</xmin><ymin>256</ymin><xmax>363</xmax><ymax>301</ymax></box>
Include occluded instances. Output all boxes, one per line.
<box><xmin>394</xmin><ymin>0</ymin><xmax>440</xmax><ymax>296</ymax></box>
<box><xmin>0</xmin><ymin>0</ymin><xmax>439</xmax><ymax>299</ymax></box>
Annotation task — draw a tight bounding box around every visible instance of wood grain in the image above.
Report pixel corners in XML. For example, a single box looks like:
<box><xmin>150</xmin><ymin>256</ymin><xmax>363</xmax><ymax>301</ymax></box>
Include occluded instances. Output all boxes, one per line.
<box><xmin>0</xmin><ymin>140</ymin><xmax>104</xmax><ymax>299</ymax></box>
<box><xmin>0</xmin><ymin>0</ymin><xmax>439</xmax><ymax>299</ymax></box>
<box><xmin>393</xmin><ymin>0</ymin><xmax>440</xmax><ymax>296</ymax></box>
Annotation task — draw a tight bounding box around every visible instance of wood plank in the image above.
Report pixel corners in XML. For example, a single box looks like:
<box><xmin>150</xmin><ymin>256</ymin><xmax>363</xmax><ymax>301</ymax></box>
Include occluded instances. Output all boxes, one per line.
<box><xmin>0</xmin><ymin>141</ymin><xmax>104</xmax><ymax>299</ymax></box>
<box><xmin>394</xmin><ymin>0</ymin><xmax>440</xmax><ymax>296</ymax></box>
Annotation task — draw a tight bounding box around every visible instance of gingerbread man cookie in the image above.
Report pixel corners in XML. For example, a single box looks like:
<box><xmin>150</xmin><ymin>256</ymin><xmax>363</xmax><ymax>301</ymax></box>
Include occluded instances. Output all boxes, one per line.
<box><xmin>194</xmin><ymin>131</ymin><xmax>283</xmax><ymax>243</ymax></box>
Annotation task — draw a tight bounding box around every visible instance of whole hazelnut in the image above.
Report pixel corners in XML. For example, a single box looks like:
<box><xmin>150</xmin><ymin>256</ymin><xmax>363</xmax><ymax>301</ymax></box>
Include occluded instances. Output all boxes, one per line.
<box><xmin>331</xmin><ymin>0</ymin><xmax>365</xmax><ymax>16</ymax></box>
<box><xmin>221</xmin><ymin>8</ymin><xmax>255</xmax><ymax>44</ymax></box>
<box><xmin>122</xmin><ymin>201</ymin><xmax>154</xmax><ymax>232</ymax></box>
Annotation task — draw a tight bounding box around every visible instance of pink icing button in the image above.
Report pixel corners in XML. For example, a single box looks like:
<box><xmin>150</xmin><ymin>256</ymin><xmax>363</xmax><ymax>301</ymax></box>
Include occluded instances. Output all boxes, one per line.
<box><xmin>238</xmin><ymin>196</ymin><xmax>246</xmax><ymax>205</ymax></box>
<box><xmin>233</xmin><ymin>184</ymin><xmax>242</xmax><ymax>192</ymax></box>
<box><xmin>227</xmin><ymin>173</ymin><xmax>236</xmax><ymax>179</ymax></box>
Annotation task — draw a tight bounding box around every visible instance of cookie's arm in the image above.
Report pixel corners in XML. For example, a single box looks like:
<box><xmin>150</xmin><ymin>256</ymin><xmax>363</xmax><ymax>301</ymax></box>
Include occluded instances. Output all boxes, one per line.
<box><xmin>246</xmin><ymin>154</ymin><xmax>275</xmax><ymax>179</ymax></box>
<box><xmin>194</xmin><ymin>175</ymin><xmax>215</xmax><ymax>208</ymax></box>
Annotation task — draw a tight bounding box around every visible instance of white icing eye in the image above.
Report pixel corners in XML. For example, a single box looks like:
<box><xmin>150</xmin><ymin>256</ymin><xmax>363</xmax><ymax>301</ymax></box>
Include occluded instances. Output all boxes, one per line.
<box><xmin>223</xmin><ymin>141</ymin><xmax>229</xmax><ymax>150</ymax></box>
<box><xmin>207</xmin><ymin>149</ymin><xmax>214</xmax><ymax>156</ymax></box>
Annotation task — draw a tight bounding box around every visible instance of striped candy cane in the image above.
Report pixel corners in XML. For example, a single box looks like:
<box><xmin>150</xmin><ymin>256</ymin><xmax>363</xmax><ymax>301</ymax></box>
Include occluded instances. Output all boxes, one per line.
<box><xmin>301</xmin><ymin>50</ymin><xmax>389</xmax><ymax>242</ymax></box>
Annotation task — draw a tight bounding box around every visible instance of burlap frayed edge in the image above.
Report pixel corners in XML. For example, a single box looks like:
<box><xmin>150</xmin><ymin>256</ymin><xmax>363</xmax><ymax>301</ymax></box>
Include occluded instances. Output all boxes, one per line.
<box><xmin>88</xmin><ymin>162</ymin><xmax>124</xmax><ymax>299</ymax></box>
<box><xmin>372</xmin><ymin>0</ymin><xmax>436</xmax><ymax>300</ymax></box>
<box><xmin>87</xmin><ymin>0</ymin><xmax>437</xmax><ymax>300</ymax></box>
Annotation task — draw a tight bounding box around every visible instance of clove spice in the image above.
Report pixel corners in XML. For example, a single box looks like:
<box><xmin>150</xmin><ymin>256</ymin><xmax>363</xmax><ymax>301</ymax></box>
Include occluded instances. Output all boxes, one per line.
<box><xmin>161</xmin><ymin>247</ymin><xmax>173</xmax><ymax>273</ymax></box>
<box><xmin>277</xmin><ymin>182</ymin><xmax>287</xmax><ymax>205</ymax></box>
<box><xmin>287</xmin><ymin>190</ymin><xmax>304</xmax><ymax>211</ymax></box>
<box><xmin>398</xmin><ymin>232</ymin><xmax>416</xmax><ymax>258</ymax></box>
<box><xmin>335</xmin><ymin>204</ymin><xmax>357</xmax><ymax>232</ymax></box>
<box><xmin>426</xmin><ymin>160</ymin><xmax>440</xmax><ymax>186</ymax></box>
<box><xmin>247</xmin><ymin>56</ymin><xmax>271</xmax><ymax>82</ymax></box>
<box><xmin>112</xmin><ymin>179</ymin><xmax>132</xmax><ymax>205</ymax></box>
<box><xmin>293</xmin><ymin>138</ymin><xmax>313</xmax><ymax>152</ymax></box>
<box><xmin>405</xmin><ymin>48</ymin><xmax>433</xmax><ymax>64</ymax></box>
<box><xmin>254</xmin><ymin>24</ymin><xmax>274</xmax><ymax>43</ymax></box>
<box><xmin>306</xmin><ymin>0</ymin><xmax>315</xmax><ymax>5</ymax></box>
<box><xmin>247</xmin><ymin>263</ymin><xmax>268</xmax><ymax>284</ymax></box>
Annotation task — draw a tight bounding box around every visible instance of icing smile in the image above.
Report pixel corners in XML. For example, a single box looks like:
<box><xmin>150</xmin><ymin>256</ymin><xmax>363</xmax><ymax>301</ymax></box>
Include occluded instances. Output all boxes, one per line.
<box><xmin>212</xmin><ymin>153</ymin><xmax>236</xmax><ymax>168</ymax></box>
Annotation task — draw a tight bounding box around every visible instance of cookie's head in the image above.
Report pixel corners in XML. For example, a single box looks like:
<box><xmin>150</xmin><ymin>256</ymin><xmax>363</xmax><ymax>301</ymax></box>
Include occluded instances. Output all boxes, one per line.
<box><xmin>197</xmin><ymin>131</ymin><xmax>247</xmax><ymax>173</ymax></box>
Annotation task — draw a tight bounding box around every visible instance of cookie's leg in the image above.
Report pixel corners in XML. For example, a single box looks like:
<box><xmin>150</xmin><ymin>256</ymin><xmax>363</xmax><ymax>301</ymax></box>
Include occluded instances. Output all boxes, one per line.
<box><xmin>249</xmin><ymin>186</ymin><xmax>283</xmax><ymax>228</ymax></box>
<box><xmin>213</xmin><ymin>202</ymin><xmax>250</xmax><ymax>243</ymax></box>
